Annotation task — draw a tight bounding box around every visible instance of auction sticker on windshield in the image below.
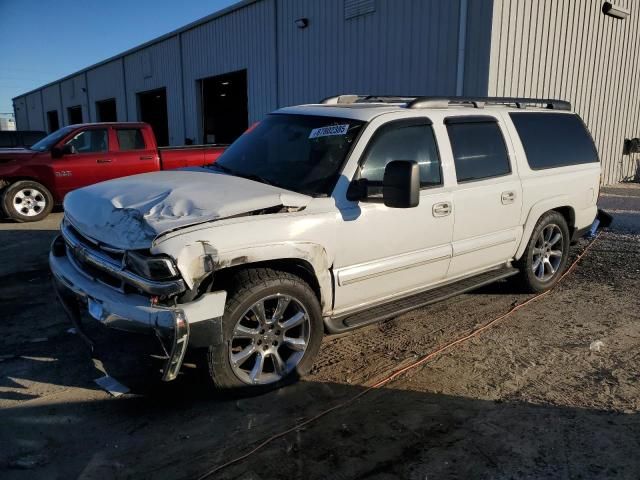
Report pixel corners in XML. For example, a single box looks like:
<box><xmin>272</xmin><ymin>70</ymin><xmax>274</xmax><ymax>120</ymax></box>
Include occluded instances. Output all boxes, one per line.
<box><xmin>309</xmin><ymin>124</ymin><xmax>350</xmax><ymax>139</ymax></box>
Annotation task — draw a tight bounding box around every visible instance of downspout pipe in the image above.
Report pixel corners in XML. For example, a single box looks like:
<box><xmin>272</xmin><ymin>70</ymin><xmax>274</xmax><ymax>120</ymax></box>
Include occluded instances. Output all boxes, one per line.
<box><xmin>456</xmin><ymin>0</ymin><xmax>468</xmax><ymax>96</ymax></box>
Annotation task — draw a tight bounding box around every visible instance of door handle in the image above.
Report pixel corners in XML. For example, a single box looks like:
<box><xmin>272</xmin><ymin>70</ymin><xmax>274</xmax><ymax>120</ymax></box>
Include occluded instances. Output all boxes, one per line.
<box><xmin>501</xmin><ymin>191</ymin><xmax>516</xmax><ymax>204</ymax></box>
<box><xmin>139</xmin><ymin>155</ymin><xmax>154</xmax><ymax>160</ymax></box>
<box><xmin>433</xmin><ymin>202</ymin><xmax>452</xmax><ymax>217</ymax></box>
<box><xmin>96</xmin><ymin>158</ymin><xmax>112</xmax><ymax>164</ymax></box>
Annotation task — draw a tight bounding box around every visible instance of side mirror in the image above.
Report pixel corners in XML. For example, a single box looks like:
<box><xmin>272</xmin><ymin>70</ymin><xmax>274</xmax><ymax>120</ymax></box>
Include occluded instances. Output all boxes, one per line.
<box><xmin>62</xmin><ymin>144</ymin><xmax>77</xmax><ymax>155</ymax></box>
<box><xmin>52</xmin><ymin>144</ymin><xmax>76</xmax><ymax>158</ymax></box>
<box><xmin>51</xmin><ymin>147</ymin><xmax>63</xmax><ymax>159</ymax></box>
<box><xmin>382</xmin><ymin>160</ymin><xmax>420</xmax><ymax>208</ymax></box>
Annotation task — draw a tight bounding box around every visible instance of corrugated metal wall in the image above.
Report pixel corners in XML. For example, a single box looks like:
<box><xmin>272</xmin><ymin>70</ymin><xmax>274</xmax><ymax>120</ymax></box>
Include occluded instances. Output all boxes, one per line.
<box><xmin>488</xmin><ymin>0</ymin><xmax>640</xmax><ymax>184</ymax></box>
<box><xmin>87</xmin><ymin>59</ymin><xmax>127</xmax><ymax>122</ymax></box>
<box><xmin>276</xmin><ymin>0</ymin><xmax>463</xmax><ymax>106</ymax></box>
<box><xmin>124</xmin><ymin>36</ymin><xmax>184</xmax><ymax>144</ymax></box>
<box><xmin>25</xmin><ymin>91</ymin><xmax>44</xmax><ymax>131</ymax></box>
<box><xmin>181</xmin><ymin>0</ymin><xmax>277</xmax><ymax>142</ymax></box>
<box><xmin>41</xmin><ymin>84</ymin><xmax>62</xmax><ymax>132</ymax></box>
<box><xmin>13</xmin><ymin>97</ymin><xmax>28</xmax><ymax>130</ymax></box>
<box><xmin>60</xmin><ymin>74</ymin><xmax>89</xmax><ymax>125</ymax></box>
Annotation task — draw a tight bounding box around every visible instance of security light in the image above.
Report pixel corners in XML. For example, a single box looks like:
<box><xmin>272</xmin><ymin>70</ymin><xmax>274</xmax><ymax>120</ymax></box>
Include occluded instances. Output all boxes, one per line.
<box><xmin>602</xmin><ymin>2</ymin><xmax>630</xmax><ymax>20</ymax></box>
<box><xmin>295</xmin><ymin>17</ymin><xmax>309</xmax><ymax>29</ymax></box>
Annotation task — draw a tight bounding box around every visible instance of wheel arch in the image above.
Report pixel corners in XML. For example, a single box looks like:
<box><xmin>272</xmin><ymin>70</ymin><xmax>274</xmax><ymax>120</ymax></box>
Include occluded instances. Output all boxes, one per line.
<box><xmin>169</xmin><ymin>241</ymin><xmax>334</xmax><ymax>315</ymax></box>
<box><xmin>515</xmin><ymin>197</ymin><xmax>575</xmax><ymax>260</ymax></box>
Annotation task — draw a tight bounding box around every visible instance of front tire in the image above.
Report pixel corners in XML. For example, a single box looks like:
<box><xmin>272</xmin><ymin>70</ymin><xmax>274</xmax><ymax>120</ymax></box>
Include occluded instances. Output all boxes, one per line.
<box><xmin>202</xmin><ymin>268</ymin><xmax>323</xmax><ymax>393</ymax></box>
<box><xmin>516</xmin><ymin>211</ymin><xmax>570</xmax><ymax>293</ymax></box>
<box><xmin>2</xmin><ymin>180</ymin><xmax>54</xmax><ymax>222</ymax></box>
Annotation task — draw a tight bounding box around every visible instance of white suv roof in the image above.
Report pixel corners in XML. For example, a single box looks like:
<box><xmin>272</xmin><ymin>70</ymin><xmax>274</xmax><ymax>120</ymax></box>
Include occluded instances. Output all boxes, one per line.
<box><xmin>275</xmin><ymin>95</ymin><xmax>574</xmax><ymax>122</ymax></box>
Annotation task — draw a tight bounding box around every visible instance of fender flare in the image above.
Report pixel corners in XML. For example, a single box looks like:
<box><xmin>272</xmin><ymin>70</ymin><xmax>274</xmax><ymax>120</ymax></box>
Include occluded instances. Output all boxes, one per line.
<box><xmin>515</xmin><ymin>196</ymin><xmax>574</xmax><ymax>260</ymax></box>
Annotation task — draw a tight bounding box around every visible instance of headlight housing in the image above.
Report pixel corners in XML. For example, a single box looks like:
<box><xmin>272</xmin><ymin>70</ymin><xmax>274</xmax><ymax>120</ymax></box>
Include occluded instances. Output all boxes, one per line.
<box><xmin>125</xmin><ymin>251</ymin><xmax>179</xmax><ymax>280</ymax></box>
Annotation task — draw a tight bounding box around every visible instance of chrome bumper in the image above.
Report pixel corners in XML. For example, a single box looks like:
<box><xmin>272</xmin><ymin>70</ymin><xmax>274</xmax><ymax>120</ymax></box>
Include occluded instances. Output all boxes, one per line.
<box><xmin>50</xmin><ymin>235</ymin><xmax>226</xmax><ymax>381</ymax></box>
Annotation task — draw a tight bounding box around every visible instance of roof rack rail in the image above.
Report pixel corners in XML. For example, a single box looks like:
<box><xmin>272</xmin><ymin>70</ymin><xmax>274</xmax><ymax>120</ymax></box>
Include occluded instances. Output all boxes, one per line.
<box><xmin>319</xmin><ymin>94</ymin><xmax>571</xmax><ymax>111</ymax></box>
<box><xmin>406</xmin><ymin>96</ymin><xmax>571</xmax><ymax>111</ymax></box>
<box><xmin>319</xmin><ymin>94</ymin><xmax>417</xmax><ymax>105</ymax></box>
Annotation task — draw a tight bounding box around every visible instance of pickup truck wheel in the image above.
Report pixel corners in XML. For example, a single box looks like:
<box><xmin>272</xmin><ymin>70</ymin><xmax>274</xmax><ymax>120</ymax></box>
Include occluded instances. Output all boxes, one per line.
<box><xmin>516</xmin><ymin>211</ymin><xmax>570</xmax><ymax>293</ymax></box>
<box><xmin>203</xmin><ymin>268</ymin><xmax>323</xmax><ymax>393</ymax></box>
<box><xmin>2</xmin><ymin>180</ymin><xmax>54</xmax><ymax>222</ymax></box>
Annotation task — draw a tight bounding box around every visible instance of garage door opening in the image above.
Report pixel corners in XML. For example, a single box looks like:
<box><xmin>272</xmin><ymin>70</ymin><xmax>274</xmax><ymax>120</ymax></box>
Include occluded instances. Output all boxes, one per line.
<box><xmin>46</xmin><ymin>110</ymin><xmax>59</xmax><ymax>133</ymax></box>
<box><xmin>96</xmin><ymin>98</ymin><xmax>117</xmax><ymax>122</ymax></box>
<box><xmin>67</xmin><ymin>106</ymin><xmax>83</xmax><ymax>125</ymax></box>
<box><xmin>138</xmin><ymin>88</ymin><xmax>169</xmax><ymax>146</ymax></box>
<box><xmin>200</xmin><ymin>70</ymin><xmax>248</xmax><ymax>144</ymax></box>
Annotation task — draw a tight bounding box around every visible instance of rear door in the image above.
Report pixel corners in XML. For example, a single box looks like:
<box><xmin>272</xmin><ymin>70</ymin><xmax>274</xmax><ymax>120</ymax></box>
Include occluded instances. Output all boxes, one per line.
<box><xmin>444</xmin><ymin>114</ymin><xmax>523</xmax><ymax>277</ymax></box>
<box><xmin>112</xmin><ymin>127</ymin><xmax>158</xmax><ymax>178</ymax></box>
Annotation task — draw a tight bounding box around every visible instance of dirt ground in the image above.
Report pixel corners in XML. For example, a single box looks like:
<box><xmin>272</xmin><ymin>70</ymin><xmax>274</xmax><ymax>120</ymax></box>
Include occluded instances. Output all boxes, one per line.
<box><xmin>1</xmin><ymin>186</ymin><xmax>639</xmax><ymax>480</ymax></box>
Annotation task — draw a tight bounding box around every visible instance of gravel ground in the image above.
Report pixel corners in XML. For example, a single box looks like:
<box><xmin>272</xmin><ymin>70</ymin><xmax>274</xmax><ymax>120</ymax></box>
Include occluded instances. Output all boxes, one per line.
<box><xmin>0</xmin><ymin>186</ymin><xmax>638</xmax><ymax>479</ymax></box>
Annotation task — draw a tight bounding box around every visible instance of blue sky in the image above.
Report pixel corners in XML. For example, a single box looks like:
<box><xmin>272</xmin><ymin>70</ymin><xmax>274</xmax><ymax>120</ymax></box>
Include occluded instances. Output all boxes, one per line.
<box><xmin>0</xmin><ymin>0</ymin><xmax>237</xmax><ymax>114</ymax></box>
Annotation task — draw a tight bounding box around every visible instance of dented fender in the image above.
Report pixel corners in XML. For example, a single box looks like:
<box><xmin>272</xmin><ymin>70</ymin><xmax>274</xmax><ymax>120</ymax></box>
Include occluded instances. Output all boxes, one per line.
<box><xmin>158</xmin><ymin>240</ymin><xmax>333</xmax><ymax>314</ymax></box>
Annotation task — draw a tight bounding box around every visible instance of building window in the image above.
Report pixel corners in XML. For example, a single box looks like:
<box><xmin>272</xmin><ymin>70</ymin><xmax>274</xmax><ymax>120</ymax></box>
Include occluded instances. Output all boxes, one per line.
<box><xmin>345</xmin><ymin>0</ymin><xmax>375</xmax><ymax>20</ymax></box>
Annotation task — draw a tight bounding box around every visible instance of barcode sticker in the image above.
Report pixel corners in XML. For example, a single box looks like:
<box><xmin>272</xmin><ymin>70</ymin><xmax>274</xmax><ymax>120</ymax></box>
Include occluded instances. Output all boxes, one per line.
<box><xmin>309</xmin><ymin>124</ymin><xmax>350</xmax><ymax>139</ymax></box>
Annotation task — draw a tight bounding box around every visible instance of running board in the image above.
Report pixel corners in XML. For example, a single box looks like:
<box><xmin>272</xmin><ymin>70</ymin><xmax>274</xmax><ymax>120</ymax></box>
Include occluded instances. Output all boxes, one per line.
<box><xmin>325</xmin><ymin>266</ymin><xmax>519</xmax><ymax>334</ymax></box>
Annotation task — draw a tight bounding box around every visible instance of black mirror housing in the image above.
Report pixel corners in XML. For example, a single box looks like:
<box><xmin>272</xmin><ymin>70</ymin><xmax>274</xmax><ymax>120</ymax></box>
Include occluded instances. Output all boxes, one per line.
<box><xmin>382</xmin><ymin>160</ymin><xmax>420</xmax><ymax>208</ymax></box>
<box><xmin>62</xmin><ymin>144</ymin><xmax>76</xmax><ymax>155</ymax></box>
<box><xmin>50</xmin><ymin>147</ymin><xmax>63</xmax><ymax>159</ymax></box>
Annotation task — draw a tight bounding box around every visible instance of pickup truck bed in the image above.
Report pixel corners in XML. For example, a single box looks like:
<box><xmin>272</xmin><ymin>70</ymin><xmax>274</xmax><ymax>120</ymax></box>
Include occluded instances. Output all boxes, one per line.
<box><xmin>0</xmin><ymin>122</ymin><xmax>226</xmax><ymax>221</ymax></box>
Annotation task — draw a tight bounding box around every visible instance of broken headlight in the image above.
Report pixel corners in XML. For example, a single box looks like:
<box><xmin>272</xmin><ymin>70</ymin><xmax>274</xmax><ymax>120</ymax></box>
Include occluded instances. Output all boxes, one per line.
<box><xmin>125</xmin><ymin>251</ymin><xmax>179</xmax><ymax>280</ymax></box>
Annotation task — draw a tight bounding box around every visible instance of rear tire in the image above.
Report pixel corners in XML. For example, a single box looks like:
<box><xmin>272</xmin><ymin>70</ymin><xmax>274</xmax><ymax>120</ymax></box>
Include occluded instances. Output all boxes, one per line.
<box><xmin>201</xmin><ymin>268</ymin><xmax>323</xmax><ymax>394</ymax></box>
<box><xmin>516</xmin><ymin>211</ymin><xmax>570</xmax><ymax>293</ymax></box>
<box><xmin>2</xmin><ymin>180</ymin><xmax>54</xmax><ymax>222</ymax></box>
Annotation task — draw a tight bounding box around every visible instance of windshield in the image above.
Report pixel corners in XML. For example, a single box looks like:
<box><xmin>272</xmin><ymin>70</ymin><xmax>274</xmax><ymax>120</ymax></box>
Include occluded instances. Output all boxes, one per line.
<box><xmin>211</xmin><ymin>114</ymin><xmax>364</xmax><ymax>196</ymax></box>
<box><xmin>29</xmin><ymin>126</ymin><xmax>75</xmax><ymax>152</ymax></box>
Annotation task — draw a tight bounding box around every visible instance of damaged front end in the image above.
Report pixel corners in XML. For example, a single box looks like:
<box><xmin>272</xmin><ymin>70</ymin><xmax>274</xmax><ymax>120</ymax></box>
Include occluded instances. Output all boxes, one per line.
<box><xmin>50</xmin><ymin>219</ymin><xmax>226</xmax><ymax>382</ymax></box>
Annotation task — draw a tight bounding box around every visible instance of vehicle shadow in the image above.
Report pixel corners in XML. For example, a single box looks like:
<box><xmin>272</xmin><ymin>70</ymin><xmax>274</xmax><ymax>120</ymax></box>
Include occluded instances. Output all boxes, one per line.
<box><xmin>0</xmin><ymin>375</ymin><xmax>638</xmax><ymax>480</ymax></box>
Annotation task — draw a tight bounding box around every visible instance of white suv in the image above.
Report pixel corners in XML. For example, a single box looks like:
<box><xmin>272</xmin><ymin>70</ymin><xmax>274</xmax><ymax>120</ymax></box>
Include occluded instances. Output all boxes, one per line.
<box><xmin>50</xmin><ymin>95</ymin><xmax>602</xmax><ymax>392</ymax></box>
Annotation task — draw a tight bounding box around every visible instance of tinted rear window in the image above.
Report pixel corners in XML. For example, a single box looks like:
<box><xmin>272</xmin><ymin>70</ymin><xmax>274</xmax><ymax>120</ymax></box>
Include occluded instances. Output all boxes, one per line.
<box><xmin>446</xmin><ymin>120</ymin><xmax>511</xmax><ymax>182</ymax></box>
<box><xmin>117</xmin><ymin>129</ymin><xmax>145</xmax><ymax>151</ymax></box>
<box><xmin>509</xmin><ymin>112</ymin><xmax>599</xmax><ymax>169</ymax></box>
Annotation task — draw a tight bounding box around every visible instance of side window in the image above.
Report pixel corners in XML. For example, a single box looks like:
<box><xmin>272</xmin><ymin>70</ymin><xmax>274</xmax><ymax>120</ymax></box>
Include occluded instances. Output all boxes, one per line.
<box><xmin>360</xmin><ymin>122</ymin><xmax>441</xmax><ymax>193</ymax></box>
<box><xmin>66</xmin><ymin>129</ymin><xmax>108</xmax><ymax>153</ymax></box>
<box><xmin>509</xmin><ymin>112</ymin><xmax>599</xmax><ymax>169</ymax></box>
<box><xmin>117</xmin><ymin>129</ymin><xmax>146</xmax><ymax>151</ymax></box>
<box><xmin>446</xmin><ymin>119</ymin><xmax>510</xmax><ymax>182</ymax></box>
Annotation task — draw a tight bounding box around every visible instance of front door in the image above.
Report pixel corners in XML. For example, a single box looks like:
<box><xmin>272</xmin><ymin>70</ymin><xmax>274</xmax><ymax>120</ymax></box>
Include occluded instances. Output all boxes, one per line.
<box><xmin>333</xmin><ymin>117</ymin><xmax>454</xmax><ymax>314</ymax></box>
<box><xmin>444</xmin><ymin>114</ymin><xmax>523</xmax><ymax>277</ymax></box>
<box><xmin>51</xmin><ymin>127</ymin><xmax>111</xmax><ymax>197</ymax></box>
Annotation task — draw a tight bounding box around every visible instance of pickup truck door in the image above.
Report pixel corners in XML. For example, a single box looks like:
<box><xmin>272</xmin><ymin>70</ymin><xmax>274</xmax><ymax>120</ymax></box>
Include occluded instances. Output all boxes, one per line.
<box><xmin>53</xmin><ymin>127</ymin><xmax>112</xmax><ymax>195</ymax></box>
<box><xmin>443</xmin><ymin>114</ymin><xmax>523</xmax><ymax>277</ymax></box>
<box><xmin>332</xmin><ymin>117</ymin><xmax>454</xmax><ymax>313</ymax></box>
<box><xmin>110</xmin><ymin>127</ymin><xmax>158</xmax><ymax>179</ymax></box>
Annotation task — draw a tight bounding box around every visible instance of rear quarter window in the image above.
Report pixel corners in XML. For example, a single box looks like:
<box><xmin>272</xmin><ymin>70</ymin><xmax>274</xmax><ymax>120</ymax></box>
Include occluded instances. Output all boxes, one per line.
<box><xmin>117</xmin><ymin>129</ymin><xmax>146</xmax><ymax>151</ymax></box>
<box><xmin>509</xmin><ymin>112</ymin><xmax>599</xmax><ymax>169</ymax></box>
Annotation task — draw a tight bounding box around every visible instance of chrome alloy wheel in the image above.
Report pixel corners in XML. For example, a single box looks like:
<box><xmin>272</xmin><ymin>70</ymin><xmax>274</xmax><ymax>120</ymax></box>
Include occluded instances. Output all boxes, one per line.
<box><xmin>532</xmin><ymin>223</ymin><xmax>564</xmax><ymax>282</ymax></box>
<box><xmin>229</xmin><ymin>294</ymin><xmax>311</xmax><ymax>385</ymax></box>
<box><xmin>12</xmin><ymin>188</ymin><xmax>47</xmax><ymax>217</ymax></box>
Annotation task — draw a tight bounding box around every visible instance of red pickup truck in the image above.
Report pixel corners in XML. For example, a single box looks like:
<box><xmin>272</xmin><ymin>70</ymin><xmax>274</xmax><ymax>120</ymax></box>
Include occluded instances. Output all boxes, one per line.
<box><xmin>0</xmin><ymin>122</ymin><xmax>225</xmax><ymax>222</ymax></box>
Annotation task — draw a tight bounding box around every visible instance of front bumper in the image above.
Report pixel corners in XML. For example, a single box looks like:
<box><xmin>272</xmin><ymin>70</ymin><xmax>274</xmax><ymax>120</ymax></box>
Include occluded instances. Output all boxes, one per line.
<box><xmin>50</xmin><ymin>235</ymin><xmax>226</xmax><ymax>381</ymax></box>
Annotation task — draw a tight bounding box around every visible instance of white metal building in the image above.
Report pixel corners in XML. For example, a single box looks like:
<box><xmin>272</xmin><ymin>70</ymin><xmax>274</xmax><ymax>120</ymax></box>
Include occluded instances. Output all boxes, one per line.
<box><xmin>12</xmin><ymin>0</ymin><xmax>640</xmax><ymax>184</ymax></box>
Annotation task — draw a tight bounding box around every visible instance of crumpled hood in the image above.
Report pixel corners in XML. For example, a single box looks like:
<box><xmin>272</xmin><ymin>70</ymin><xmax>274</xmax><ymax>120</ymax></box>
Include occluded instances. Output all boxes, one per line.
<box><xmin>64</xmin><ymin>168</ymin><xmax>312</xmax><ymax>250</ymax></box>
